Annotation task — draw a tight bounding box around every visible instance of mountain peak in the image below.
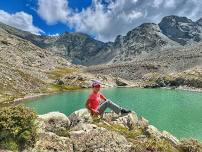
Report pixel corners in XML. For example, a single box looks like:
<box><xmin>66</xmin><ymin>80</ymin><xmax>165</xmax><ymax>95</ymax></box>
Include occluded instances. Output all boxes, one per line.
<box><xmin>159</xmin><ymin>15</ymin><xmax>201</xmax><ymax>45</ymax></box>
<box><xmin>160</xmin><ymin>15</ymin><xmax>193</xmax><ymax>24</ymax></box>
<box><xmin>196</xmin><ymin>17</ymin><xmax>202</xmax><ymax>26</ymax></box>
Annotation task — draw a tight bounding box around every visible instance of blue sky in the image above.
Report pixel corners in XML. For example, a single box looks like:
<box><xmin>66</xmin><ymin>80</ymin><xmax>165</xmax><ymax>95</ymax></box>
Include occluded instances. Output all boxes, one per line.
<box><xmin>0</xmin><ymin>0</ymin><xmax>202</xmax><ymax>42</ymax></box>
<box><xmin>0</xmin><ymin>0</ymin><xmax>92</xmax><ymax>35</ymax></box>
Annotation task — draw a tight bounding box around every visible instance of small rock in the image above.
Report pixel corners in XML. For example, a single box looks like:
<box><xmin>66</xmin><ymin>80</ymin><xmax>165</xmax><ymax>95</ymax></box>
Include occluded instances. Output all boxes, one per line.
<box><xmin>55</xmin><ymin>79</ymin><xmax>64</xmax><ymax>85</ymax></box>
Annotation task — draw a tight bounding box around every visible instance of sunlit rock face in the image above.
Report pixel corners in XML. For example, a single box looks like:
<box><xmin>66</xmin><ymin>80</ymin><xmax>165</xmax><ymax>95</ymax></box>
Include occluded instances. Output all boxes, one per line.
<box><xmin>159</xmin><ymin>15</ymin><xmax>202</xmax><ymax>45</ymax></box>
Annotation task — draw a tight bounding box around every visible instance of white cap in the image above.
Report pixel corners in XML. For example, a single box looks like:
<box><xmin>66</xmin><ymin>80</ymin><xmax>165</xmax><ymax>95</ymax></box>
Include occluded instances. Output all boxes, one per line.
<box><xmin>92</xmin><ymin>80</ymin><xmax>101</xmax><ymax>87</ymax></box>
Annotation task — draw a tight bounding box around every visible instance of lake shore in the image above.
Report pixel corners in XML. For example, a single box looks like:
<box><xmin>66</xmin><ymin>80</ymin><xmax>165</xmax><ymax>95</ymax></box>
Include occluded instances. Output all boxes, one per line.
<box><xmin>13</xmin><ymin>89</ymin><xmax>87</xmax><ymax>106</ymax></box>
<box><xmin>6</xmin><ymin>84</ymin><xmax>202</xmax><ymax>107</ymax></box>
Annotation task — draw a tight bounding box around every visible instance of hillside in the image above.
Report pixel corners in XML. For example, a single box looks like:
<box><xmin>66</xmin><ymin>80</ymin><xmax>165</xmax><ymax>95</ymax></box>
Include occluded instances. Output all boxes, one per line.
<box><xmin>159</xmin><ymin>15</ymin><xmax>202</xmax><ymax>45</ymax></box>
<box><xmin>0</xmin><ymin>25</ymin><xmax>71</xmax><ymax>104</ymax></box>
<box><xmin>0</xmin><ymin>25</ymin><xmax>121</xmax><ymax>105</ymax></box>
<box><xmin>87</xmin><ymin>42</ymin><xmax>202</xmax><ymax>88</ymax></box>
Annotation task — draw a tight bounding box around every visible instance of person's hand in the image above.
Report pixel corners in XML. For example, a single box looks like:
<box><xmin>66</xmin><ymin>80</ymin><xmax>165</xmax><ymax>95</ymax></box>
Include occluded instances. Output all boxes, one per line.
<box><xmin>91</xmin><ymin>109</ymin><xmax>100</xmax><ymax>116</ymax></box>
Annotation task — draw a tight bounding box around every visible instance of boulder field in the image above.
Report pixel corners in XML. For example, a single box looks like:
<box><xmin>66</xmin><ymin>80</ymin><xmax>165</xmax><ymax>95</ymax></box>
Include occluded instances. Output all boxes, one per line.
<box><xmin>23</xmin><ymin>109</ymin><xmax>202</xmax><ymax>152</ymax></box>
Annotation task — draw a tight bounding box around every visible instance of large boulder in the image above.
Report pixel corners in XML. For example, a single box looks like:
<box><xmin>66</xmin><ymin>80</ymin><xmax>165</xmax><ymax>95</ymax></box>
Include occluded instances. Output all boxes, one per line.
<box><xmin>145</xmin><ymin>125</ymin><xmax>181</xmax><ymax>148</ymax></box>
<box><xmin>161</xmin><ymin>131</ymin><xmax>181</xmax><ymax>147</ymax></box>
<box><xmin>25</xmin><ymin>132</ymin><xmax>73</xmax><ymax>152</ymax></box>
<box><xmin>68</xmin><ymin>109</ymin><xmax>93</xmax><ymax>127</ymax></box>
<box><xmin>112</xmin><ymin>112</ymin><xmax>138</xmax><ymax>129</ymax></box>
<box><xmin>38</xmin><ymin>112</ymin><xmax>70</xmax><ymax>135</ymax></box>
<box><xmin>102</xmin><ymin>111</ymin><xmax>138</xmax><ymax>129</ymax></box>
<box><xmin>145</xmin><ymin>125</ymin><xmax>162</xmax><ymax>138</ymax></box>
<box><xmin>69</xmin><ymin>127</ymin><xmax>132</xmax><ymax>152</ymax></box>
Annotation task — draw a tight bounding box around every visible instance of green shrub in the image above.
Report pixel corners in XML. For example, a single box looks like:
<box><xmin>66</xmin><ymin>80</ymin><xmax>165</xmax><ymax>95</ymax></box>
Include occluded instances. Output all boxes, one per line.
<box><xmin>96</xmin><ymin>122</ymin><xmax>143</xmax><ymax>139</ymax></box>
<box><xmin>46</xmin><ymin>67</ymin><xmax>76</xmax><ymax>79</ymax></box>
<box><xmin>0</xmin><ymin>105</ymin><xmax>38</xmax><ymax>151</ymax></box>
<box><xmin>132</xmin><ymin>137</ymin><xmax>179</xmax><ymax>152</ymax></box>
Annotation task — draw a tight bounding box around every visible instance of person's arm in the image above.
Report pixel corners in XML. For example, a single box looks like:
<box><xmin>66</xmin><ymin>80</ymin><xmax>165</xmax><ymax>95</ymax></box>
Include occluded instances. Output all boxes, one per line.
<box><xmin>100</xmin><ymin>93</ymin><xmax>107</xmax><ymax>101</ymax></box>
<box><xmin>85</xmin><ymin>99</ymin><xmax>90</xmax><ymax>109</ymax></box>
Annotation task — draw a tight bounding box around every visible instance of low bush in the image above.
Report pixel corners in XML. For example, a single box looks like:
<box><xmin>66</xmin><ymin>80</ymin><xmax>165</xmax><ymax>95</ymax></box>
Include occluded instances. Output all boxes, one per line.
<box><xmin>0</xmin><ymin>105</ymin><xmax>38</xmax><ymax>151</ymax></box>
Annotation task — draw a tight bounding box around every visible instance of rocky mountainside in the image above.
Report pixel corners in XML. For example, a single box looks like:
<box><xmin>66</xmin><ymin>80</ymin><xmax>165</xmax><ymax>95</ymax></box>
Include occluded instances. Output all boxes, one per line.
<box><xmin>110</xmin><ymin>23</ymin><xmax>180</xmax><ymax>63</ymax></box>
<box><xmin>110</xmin><ymin>15</ymin><xmax>202</xmax><ymax>63</ymax></box>
<box><xmin>159</xmin><ymin>15</ymin><xmax>202</xmax><ymax>45</ymax></box>
<box><xmin>0</xmin><ymin>25</ymin><xmax>78</xmax><ymax>104</ymax></box>
<box><xmin>1</xmin><ymin>15</ymin><xmax>202</xmax><ymax>65</ymax></box>
<box><xmin>0</xmin><ymin>24</ymin><xmax>124</xmax><ymax>105</ymax></box>
<box><xmin>87</xmin><ymin>42</ymin><xmax>202</xmax><ymax>88</ymax></box>
<box><xmin>0</xmin><ymin>22</ymin><xmax>113</xmax><ymax>66</ymax></box>
<box><xmin>0</xmin><ymin>25</ymin><xmax>66</xmax><ymax>102</ymax></box>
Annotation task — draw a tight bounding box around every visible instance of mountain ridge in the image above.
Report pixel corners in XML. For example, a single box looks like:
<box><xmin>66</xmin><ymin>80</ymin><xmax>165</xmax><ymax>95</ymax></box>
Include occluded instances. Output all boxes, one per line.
<box><xmin>1</xmin><ymin>15</ymin><xmax>202</xmax><ymax>65</ymax></box>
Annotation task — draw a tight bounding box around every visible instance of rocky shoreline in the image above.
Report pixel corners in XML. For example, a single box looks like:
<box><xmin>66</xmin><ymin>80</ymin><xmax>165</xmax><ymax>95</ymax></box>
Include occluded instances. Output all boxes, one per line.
<box><xmin>23</xmin><ymin>109</ymin><xmax>202</xmax><ymax>151</ymax></box>
<box><xmin>1</xmin><ymin>105</ymin><xmax>202</xmax><ymax>152</ymax></box>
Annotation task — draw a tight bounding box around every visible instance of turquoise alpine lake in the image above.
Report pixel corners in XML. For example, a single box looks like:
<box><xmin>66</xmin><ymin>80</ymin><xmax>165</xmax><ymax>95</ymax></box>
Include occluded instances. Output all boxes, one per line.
<box><xmin>24</xmin><ymin>88</ymin><xmax>202</xmax><ymax>141</ymax></box>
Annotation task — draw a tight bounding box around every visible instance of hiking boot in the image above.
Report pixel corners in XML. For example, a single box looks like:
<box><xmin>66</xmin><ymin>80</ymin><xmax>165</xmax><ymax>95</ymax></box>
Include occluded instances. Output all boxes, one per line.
<box><xmin>120</xmin><ymin>109</ymin><xmax>131</xmax><ymax>115</ymax></box>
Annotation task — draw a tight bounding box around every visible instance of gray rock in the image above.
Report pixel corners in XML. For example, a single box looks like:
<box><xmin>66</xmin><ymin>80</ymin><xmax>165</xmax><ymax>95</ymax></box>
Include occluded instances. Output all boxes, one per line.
<box><xmin>137</xmin><ymin>116</ymin><xmax>149</xmax><ymax>129</ymax></box>
<box><xmin>112</xmin><ymin>112</ymin><xmax>138</xmax><ymax>129</ymax></box>
<box><xmin>55</xmin><ymin>79</ymin><xmax>64</xmax><ymax>85</ymax></box>
<box><xmin>70</xmin><ymin>127</ymin><xmax>132</xmax><ymax>152</ymax></box>
<box><xmin>68</xmin><ymin>108</ymin><xmax>93</xmax><ymax>127</ymax></box>
<box><xmin>25</xmin><ymin>132</ymin><xmax>73</xmax><ymax>152</ymax></box>
<box><xmin>145</xmin><ymin>125</ymin><xmax>162</xmax><ymax>139</ymax></box>
<box><xmin>70</xmin><ymin>123</ymin><xmax>98</xmax><ymax>132</ymax></box>
<box><xmin>161</xmin><ymin>131</ymin><xmax>181</xmax><ymax>147</ymax></box>
<box><xmin>38</xmin><ymin>112</ymin><xmax>70</xmax><ymax>135</ymax></box>
<box><xmin>145</xmin><ymin>125</ymin><xmax>181</xmax><ymax>147</ymax></box>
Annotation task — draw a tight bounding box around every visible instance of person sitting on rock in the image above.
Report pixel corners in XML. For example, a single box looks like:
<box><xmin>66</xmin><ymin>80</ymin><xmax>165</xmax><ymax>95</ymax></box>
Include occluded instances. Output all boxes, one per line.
<box><xmin>86</xmin><ymin>80</ymin><xmax>131</xmax><ymax>117</ymax></box>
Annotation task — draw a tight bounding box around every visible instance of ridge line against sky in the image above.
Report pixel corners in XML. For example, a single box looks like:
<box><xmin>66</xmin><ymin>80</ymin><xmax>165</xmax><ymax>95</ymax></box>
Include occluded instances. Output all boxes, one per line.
<box><xmin>0</xmin><ymin>0</ymin><xmax>202</xmax><ymax>42</ymax></box>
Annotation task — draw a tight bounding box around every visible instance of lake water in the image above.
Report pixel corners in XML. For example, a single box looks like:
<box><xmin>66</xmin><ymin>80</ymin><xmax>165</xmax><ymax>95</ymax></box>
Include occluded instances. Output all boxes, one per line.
<box><xmin>24</xmin><ymin>88</ymin><xmax>202</xmax><ymax>141</ymax></box>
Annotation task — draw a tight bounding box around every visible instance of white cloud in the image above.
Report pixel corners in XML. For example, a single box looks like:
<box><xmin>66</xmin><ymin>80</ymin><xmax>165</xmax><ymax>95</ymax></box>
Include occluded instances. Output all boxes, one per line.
<box><xmin>153</xmin><ymin>0</ymin><xmax>164</xmax><ymax>8</ymax></box>
<box><xmin>37</xmin><ymin>0</ymin><xmax>202</xmax><ymax>42</ymax></box>
<box><xmin>164</xmin><ymin>0</ymin><xmax>176</xmax><ymax>8</ymax></box>
<box><xmin>48</xmin><ymin>33</ymin><xmax>60</xmax><ymax>37</ymax></box>
<box><xmin>0</xmin><ymin>10</ymin><xmax>43</xmax><ymax>35</ymax></box>
<box><xmin>37</xmin><ymin>0</ymin><xmax>70</xmax><ymax>25</ymax></box>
